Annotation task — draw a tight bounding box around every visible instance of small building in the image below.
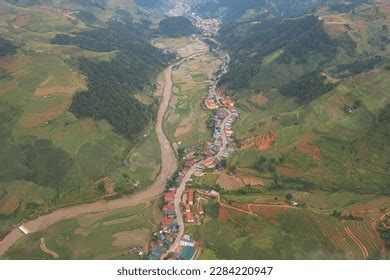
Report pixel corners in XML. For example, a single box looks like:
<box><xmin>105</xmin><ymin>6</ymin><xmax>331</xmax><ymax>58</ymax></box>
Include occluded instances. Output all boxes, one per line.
<box><xmin>180</xmin><ymin>246</ymin><xmax>196</xmax><ymax>260</ymax></box>
<box><xmin>198</xmin><ymin>205</ymin><xmax>204</xmax><ymax>215</ymax></box>
<box><xmin>204</xmin><ymin>99</ymin><xmax>219</xmax><ymax>110</ymax></box>
<box><xmin>289</xmin><ymin>200</ymin><xmax>299</xmax><ymax>207</ymax></box>
<box><xmin>186</xmin><ymin>212</ymin><xmax>195</xmax><ymax>223</ymax></box>
<box><xmin>222</xmin><ymin>97</ymin><xmax>235</xmax><ymax>108</ymax></box>
<box><xmin>148</xmin><ymin>246</ymin><xmax>163</xmax><ymax>260</ymax></box>
<box><xmin>196</xmin><ymin>215</ymin><xmax>201</xmax><ymax>226</ymax></box>
<box><xmin>163</xmin><ymin>203</ymin><xmax>176</xmax><ymax>215</ymax></box>
<box><xmin>210</xmin><ymin>190</ymin><xmax>220</xmax><ymax>197</ymax></box>
<box><xmin>203</xmin><ymin>158</ymin><xmax>216</xmax><ymax>169</ymax></box>
<box><xmin>164</xmin><ymin>191</ymin><xmax>175</xmax><ymax>203</ymax></box>
<box><xmin>185</xmin><ymin>204</ymin><xmax>191</xmax><ymax>213</ymax></box>
<box><xmin>188</xmin><ymin>189</ymin><xmax>194</xmax><ymax>206</ymax></box>
<box><xmin>162</xmin><ymin>217</ymin><xmax>174</xmax><ymax>227</ymax></box>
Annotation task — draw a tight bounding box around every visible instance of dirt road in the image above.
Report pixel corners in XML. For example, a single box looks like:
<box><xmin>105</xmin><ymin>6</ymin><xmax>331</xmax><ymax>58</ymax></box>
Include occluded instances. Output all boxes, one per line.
<box><xmin>163</xmin><ymin>109</ymin><xmax>233</xmax><ymax>257</ymax></box>
<box><xmin>0</xmin><ymin>65</ymin><xmax>178</xmax><ymax>257</ymax></box>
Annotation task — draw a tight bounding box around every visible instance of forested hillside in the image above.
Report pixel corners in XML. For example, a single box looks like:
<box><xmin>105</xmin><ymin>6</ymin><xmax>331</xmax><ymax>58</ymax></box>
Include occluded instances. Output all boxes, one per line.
<box><xmin>219</xmin><ymin>15</ymin><xmax>355</xmax><ymax>91</ymax></box>
<box><xmin>194</xmin><ymin>0</ymin><xmax>372</xmax><ymax>22</ymax></box>
<box><xmin>52</xmin><ymin>20</ymin><xmax>172</xmax><ymax>140</ymax></box>
<box><xmin>210</xmin><ymin>0</ymin><xmax>390</xmax><ymax>195</ymax></box>
<box><xmin>0</xmin><ymin>0</ymin><xmax>172</xmax><ymax>238</ymax></box>
<box><xmin>0</xmin><ymin>37</ymin><xmax>17</xmax><ymax>57</ymax></box>
<box><xmin>158</xmin><ymin>16</ymin><xmax>198</xmax><ymax>37</ymax></box>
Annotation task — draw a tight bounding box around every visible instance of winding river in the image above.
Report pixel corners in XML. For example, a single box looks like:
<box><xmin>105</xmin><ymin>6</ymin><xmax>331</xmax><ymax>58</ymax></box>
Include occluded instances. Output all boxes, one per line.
<box><xmin>0</xmin><ymin>64</ymin><xmax>179</xmax><ymax>257</ymax></box>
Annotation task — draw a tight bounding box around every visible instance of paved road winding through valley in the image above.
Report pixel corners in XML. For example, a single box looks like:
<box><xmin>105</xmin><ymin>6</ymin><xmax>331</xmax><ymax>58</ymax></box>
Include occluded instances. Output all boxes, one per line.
<box><xmin>0</xmin><ymin>63</ymin><xmax>181</xmax><ymax>257</ymax></box>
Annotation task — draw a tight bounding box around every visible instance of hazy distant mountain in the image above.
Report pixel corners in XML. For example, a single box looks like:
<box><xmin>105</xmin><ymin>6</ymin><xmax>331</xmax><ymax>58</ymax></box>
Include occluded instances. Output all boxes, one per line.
<box><xmin>194</xmin><ymin>0</ymin><xmax>372</xmax><ymax>22</ymax></box>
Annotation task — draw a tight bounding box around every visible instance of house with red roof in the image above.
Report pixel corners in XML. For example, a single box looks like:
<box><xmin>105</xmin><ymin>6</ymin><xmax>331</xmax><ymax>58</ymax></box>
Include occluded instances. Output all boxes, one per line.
<box><xmin>186</xmin><ymin>212</ymin><xmax>195</xmax><ymax>223</ymax></box>
<box><xmin>163</xmin><ymin>203</ymin><xmax>175</xmax><ymax>215</ymax></box>
<box><xmin>188</xmin><ymin>189</ymin><xmax>194</xmax><ymax>206</ymax></box>
<box><xmin>162</xmin><ymin>217</ymin><xmax>174</xmax><ymax>227</ymax></box>
<box><xmin>204</xmin><ymin>99</ymin><xmax>219</xmax><ymax>110</ymax></box>
<box><xmin>196</xmin><ymin>215</ymin><xmax>201</xmax><ymax>226</ymax></box>
<box><xmin>198</xmin><ymin>205</ymin><xmax>204</xmax><ymax>215</ymax></box>
<box><xmin>164</xmin><ymin>191</ymin><xmax>175</xmax><ymax>203</ymax></box>
<box><xmin>203</xmin><ymin>158</ymin><xmax>216</xmax><ymax>169</ymax></box>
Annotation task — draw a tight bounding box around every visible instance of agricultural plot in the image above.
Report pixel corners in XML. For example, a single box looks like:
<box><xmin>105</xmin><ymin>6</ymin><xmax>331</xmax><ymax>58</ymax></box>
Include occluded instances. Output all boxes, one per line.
<box><xmin>0</xmin><ymin>4</ymin><xmax>161</xmax><ymax>238</ymax></box>
<box><xmin>163</xmin><ymin>39</ymin><xmax>221</xmax><ymax>148</ymax></box>
<box><xmin>195</xmin><ymin>203</ymin><xmax>384</xmax><ymax>259</ymax></box>
<box><xmin>231</xmin><ymin>68</ymin><xmax>390</xmax><ymax>194</ymax></box>
<box><xmin>3</xmin><ymin>200</ymin><xmax>162</xmax><ymax>260</ymax></box>
<box><xmin>153</xmin><ymin>37</ymin><xmax>208</xmax><ymax>58</ymax></box>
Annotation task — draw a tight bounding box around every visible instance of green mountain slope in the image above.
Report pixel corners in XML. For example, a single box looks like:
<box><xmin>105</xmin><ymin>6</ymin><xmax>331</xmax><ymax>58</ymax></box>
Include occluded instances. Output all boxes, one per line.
<box><xmin>0</xmin><ymin>0</ymin><xmax>170</xmax><ymax>237</ymax></box>
<box><xmin>213</xmin><ymin>1</ymin><xmax>389</xmax><ymax>195</ymax></box>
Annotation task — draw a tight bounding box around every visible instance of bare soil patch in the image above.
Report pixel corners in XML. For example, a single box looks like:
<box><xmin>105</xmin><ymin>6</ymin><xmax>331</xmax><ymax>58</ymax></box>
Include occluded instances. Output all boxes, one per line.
<box><xmin>0</xmin><ymin>80</ymin><xmax>16</xmax><ymax>95</ymax></box>
<box><xmin>218</xmin><ymin>206</ymin><xmax>231</xmax><ymax>221</ymax></box>
<box><xmin>240</xmin><ymin>132</ymin><xmax>277</xmax><ymax>151</ymax></box>
<box><xmin>0</xmin><ymin>194</ymin><xmax>19</xmax><ymax>216</ymax></box>
<box><xmin>277</xmin><ymin>166</ymin><xmax>306</xmax><ymax>177</ymax></box>
<box><xmin>174</xmin><ymin>115</ymin><xmax>196</xmax><ymax>138</ymax></box>
<box><xmin>217</xmin><ymin>174</ymin><xmax>245</xmax><ymax>191</ymax></box>
<box><xmin>297</xmin><ymin>134</ymin><xmax>322</xmax><ymax>162</ymax></box>
<box><xmin>250</xmin><ymin>95</ymin><xmax>269</xmax><ymax>106</ymax></box>
<box><xmin>112</xmin><ymin>229</ymin><xmax>149</xmax><ymax>249</ymax></box>
<box><xmin>34</xmin><ymin>86</ymin><xmax>80</xmax><ymax>97</ymax></box>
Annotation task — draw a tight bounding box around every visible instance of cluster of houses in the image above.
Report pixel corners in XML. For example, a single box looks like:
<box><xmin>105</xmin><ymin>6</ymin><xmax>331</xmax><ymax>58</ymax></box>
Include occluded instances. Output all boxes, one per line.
<box><xmin>148</xmin><ymin>188</ymin><xmax>180</xmax><ymax>260</ymax></box>
<box><xmin>147</xmin><ymin>16</ymin><xmax>239</xmax><ymax>260</ymax></box>
<box><xmin>183</xmin><ymin>189</ymin><xmax>204</xmax><ymax>225</ymax></box>
<box><xmin>148</xmin><ymin>187</ymin><xmax>203</xmax><ymax>260</ymax></box>
<box><xmin>188</xmin><ymin>11</ymin><xmax>221</xmax><ymax>36</ymax></box>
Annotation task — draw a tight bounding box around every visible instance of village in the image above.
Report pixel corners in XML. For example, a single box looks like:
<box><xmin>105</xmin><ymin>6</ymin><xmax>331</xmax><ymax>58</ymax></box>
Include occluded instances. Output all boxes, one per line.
<box><xmin>147</xmin><ymin>27</ymin><xmax>239</xmax><ymax>259</ymax></box>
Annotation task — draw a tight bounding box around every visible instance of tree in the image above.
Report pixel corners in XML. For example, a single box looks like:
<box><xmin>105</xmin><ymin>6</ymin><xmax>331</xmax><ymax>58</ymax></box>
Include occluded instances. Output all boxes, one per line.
<box><xmin>97</xmin><ymin>181</ymin><xmax>106</xmax><ymax>194</ymax></box>
<box><xmin>285</xmin><ymin>193</ymin><xmax>293</xmax><ymax>201</ymax></box>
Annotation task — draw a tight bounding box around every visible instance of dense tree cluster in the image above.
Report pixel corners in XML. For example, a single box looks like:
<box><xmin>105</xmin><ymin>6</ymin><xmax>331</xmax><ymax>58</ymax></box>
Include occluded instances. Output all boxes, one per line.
<box><xmin>253</xmin><ymin>156</ymin><xmax>277</xmax><ymax>173</ymax></box>
<box><xmin>76</xmin><ymin>10</ymin><xmax>98</xmax><ymax>25</ymax></box>
<box><xmin>195</xmin><ymin>0</ymin><xmax>265</xmax><ymax>21</ymax></box>
<box><xmin>158</xmin><ymin>16</ymin><xmax>198</xmax><ymax>38</ymax></box>
<box><xmin>378</xmin><ymin>217</ymin><xmax>390</xmax><ymax>249</ymax></box>
<box><xmin>0</xmin><ymin>37</ymin><xmax>17</xmax><ymax>57</ymax></box>
<box><xmin>279</xmin><ymin>72</ymin><xmax>336</xmax><ymax>104</ymax></box>
<box><xmin>0</xmin><ymin>102</ymin><xmax>73</xmax><ymax>189</ymax></box>
<box><xmin>195</xmin><ymin>0</ymin><xmax>371</xmax><ymax>22</ymax></box>
<box><xmin>52</xmin><ymin>20</ymin><xmax>172</xmax><ymax>140</ymax></box>
<box><xmin>219</xmin><ymin>16</ymin><xmax>349</xmax><ymax>90</ymax></box>
<box><xmin>331</xmin><ymin>56</ymin><xmax>389</xmax><ymax>78</ymax></box>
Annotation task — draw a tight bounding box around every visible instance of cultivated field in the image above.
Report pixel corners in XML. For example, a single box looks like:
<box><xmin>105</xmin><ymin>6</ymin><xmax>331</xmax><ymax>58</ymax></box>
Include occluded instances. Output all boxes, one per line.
<box><xmin>3</xmin><ymin>200</ymin><xmax>161</xmax><ymax>260</ymax></box>
<box><xmin>0</xmin><ymin>1</ymin><xmax>162</xmax><ymax>238</ymax></box>
<box><xmin>161</xmin><ymin>38</ymin><xmax>221</xmax><ymax>148</ymax></box>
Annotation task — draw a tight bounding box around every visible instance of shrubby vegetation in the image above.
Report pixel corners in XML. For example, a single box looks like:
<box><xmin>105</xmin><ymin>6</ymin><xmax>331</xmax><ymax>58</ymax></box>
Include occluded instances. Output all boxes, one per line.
<box><xmin>253</xmin><ymin>156</ymin><xmax>277</xmax><ymax>173</ymax></box>
<box><xmin>0</xmin><ymin>101</ymin><xmax>73</xmax><ymax>189</ymax></box>
<box><xmin>76</xmin><ymin>10</ymin><xmax>98</xmax><ymax>25</ymax></box>
<box><xmin>330</xmin><ymin>56</ymin><xmax>389</xmax><ymax>79</ymax></box>
<box><xmin>0</xmin><ymin>37</ymin><xmax>17</xmax><ymax>57</ymax></box>
<box><xmin>52</xmin><ymin>20</ymin><xmax>172</xmax><ymax>140</ymax></box>
<box><xmin>378</xmin><ymin>217</ymin><xmax>390</xmax><ymax>249</ymax></box>
<box><xmin>279</xmin><ymin>72</ymin><xmax>336</xmax><ymax>104</ymax></box>
<box><xmin>158</xmin><ymin>16</ymin><xmax>198</xmax><ymax>38</ymax></box>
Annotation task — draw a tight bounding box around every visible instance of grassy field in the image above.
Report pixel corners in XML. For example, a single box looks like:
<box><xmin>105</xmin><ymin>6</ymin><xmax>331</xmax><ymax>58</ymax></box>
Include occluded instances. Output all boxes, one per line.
<box><xmin>3</xmin><ymin>199</ymin><xmax>162</xmax><ymax>260</ymax></box>
<box><xmin>0</xmin><ymin>2</ymin><xmax>163</xmax><ymax>238</ymax></box>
